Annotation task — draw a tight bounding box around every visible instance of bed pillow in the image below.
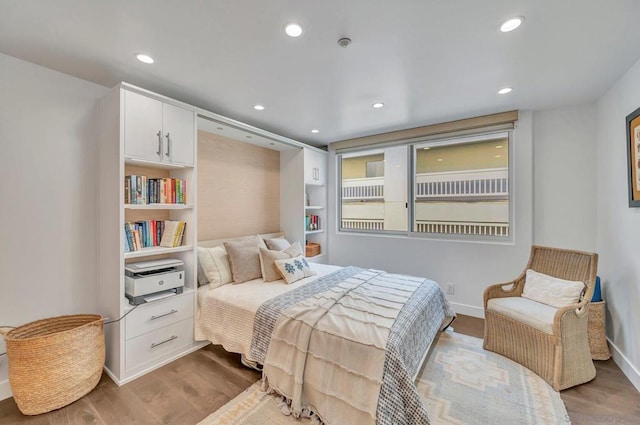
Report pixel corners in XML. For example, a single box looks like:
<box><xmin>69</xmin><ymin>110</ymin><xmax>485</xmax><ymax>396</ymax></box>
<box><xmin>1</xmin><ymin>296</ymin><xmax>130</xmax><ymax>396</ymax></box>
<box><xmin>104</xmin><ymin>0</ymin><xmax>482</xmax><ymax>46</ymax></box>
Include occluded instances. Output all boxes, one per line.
<box><xmin>274</xmin><ymin>255</ymin><xmax>316</xmax><ymax>284</ymax></box>
<box><xmin>224</xmin><ymin>237</ymin><xmax>263</xmax><ymax>283</ymax></box>
<box><xmin>521</xmin><ymin>269</ymin><xmax>585</xmax><ymax>308</ymax></box>
<box><xmin>197</xmin><ymin>246</ymin><xmax>233</xmax><ymax>289</ymax></box>
<box><xmin>259</xmin><ymin>242</ymin><xmax>303</xmax><ymax>282</ymax></box>
<box><xmin>264</xmin><ymin>237</ymin><xmax>291</xmax><ymax>251</ymax></box>
<box><xmin>196</xmin><ymin>260</ymin><xmax>209</xmax><ymax>286</ymax></box>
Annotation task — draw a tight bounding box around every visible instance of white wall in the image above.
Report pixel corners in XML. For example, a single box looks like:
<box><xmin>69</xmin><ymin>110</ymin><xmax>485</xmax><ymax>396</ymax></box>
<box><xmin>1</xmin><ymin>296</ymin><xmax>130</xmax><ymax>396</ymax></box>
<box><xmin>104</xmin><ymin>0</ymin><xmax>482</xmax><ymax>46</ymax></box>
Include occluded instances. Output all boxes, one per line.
<box><xmin>532</xmin><ymin>104</ymin><xmax>597</xmax><ymax>251</ymax></box>
<box><xmin>0</xmin><ymin>53</ymin><xmax>107</xmax><ymax>399</ymax></box>
<box><xmin>328</xmin><ymin>112</ymin><xmax>534</xmax><ymax>318</ymax></box>
<box><xmin>596</xmin><ymin>56</ymin><xmax>640</xmax><ymax>390</ymax></box>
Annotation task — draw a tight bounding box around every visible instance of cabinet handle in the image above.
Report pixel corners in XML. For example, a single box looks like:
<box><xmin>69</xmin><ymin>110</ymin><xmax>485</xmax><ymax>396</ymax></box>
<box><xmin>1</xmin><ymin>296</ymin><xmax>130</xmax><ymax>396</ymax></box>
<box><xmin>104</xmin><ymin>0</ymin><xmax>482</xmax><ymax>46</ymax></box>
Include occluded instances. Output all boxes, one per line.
<box><xmin>165</xmin><ymin>132</ymin><xmax>171</xmax><ymax>157</ymax></box>
<box><xmin>150</xmin><ymin>309</ymin><xmax>178</xmax><ymax>320</ymax></box>
<box><xmin>151</xmin><ymin>335</ymin><xmax>178</xmax><ymax>348</ymax></box>
<box><xmin>156</xmin><ymin>131</ymin><xmax>162</xmax><ymax>156</ymax></box>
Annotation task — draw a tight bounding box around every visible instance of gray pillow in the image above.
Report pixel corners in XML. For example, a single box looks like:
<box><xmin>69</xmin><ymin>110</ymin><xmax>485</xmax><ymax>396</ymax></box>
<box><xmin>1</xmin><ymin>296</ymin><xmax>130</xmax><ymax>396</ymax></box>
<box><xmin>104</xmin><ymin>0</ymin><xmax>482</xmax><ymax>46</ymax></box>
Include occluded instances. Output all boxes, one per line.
<box><xmin>259</xmin><ymin>242</ymin><xmax>302</xmax><ymax>282</ymax></box>
<box><xmin>224</xmin><ymin>238</ymin><xmax>262</xmax><ymax>283</ymax></box>
<box><xmin>264</xmin><ymin>237</ymin><xmax>291</xmax><ymax>251</ymax></box>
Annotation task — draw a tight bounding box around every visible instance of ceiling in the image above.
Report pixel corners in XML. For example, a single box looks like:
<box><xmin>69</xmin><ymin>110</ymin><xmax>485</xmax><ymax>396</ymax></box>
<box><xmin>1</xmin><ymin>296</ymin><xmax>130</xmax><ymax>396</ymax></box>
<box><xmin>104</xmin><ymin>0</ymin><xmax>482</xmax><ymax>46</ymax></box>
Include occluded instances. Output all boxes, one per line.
<box><xmin>1</xmin><ymin>0</ymin><xmax>639</xmax><ymax>147</ymax></box>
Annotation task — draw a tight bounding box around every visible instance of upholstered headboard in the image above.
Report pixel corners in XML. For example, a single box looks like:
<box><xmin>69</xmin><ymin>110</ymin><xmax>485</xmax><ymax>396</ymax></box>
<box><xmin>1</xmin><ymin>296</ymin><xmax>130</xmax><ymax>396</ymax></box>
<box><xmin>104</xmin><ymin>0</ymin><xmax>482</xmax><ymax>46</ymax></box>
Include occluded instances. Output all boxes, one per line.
<box><xmin>198</xmin><ymin>232</ymin><xmax>285</xmax><ymax>248</ymax></box>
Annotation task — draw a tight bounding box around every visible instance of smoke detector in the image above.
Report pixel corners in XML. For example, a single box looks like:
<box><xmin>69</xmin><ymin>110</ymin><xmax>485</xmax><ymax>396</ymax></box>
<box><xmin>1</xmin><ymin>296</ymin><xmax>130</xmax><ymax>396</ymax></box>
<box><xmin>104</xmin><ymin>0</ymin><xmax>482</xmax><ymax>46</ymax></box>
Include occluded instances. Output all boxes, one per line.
<box><xmin>337</xmin><ymin>37</ymin><xmax>352</xmax><ymax>48</ymax></box>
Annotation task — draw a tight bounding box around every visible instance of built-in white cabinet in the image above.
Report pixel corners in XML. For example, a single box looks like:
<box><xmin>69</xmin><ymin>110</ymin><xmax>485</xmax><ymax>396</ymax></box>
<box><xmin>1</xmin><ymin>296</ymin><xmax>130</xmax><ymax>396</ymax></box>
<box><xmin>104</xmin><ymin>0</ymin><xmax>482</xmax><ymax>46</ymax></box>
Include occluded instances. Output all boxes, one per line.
<box><xmin>304</xmin><ymin>148</ymin><xmax>326</xmax><ymax>185</ymax></box>
<box><xmin>124</xmin><ymin>90</ymin><xmax>195</xmax><ymax>166</ymax></box>
<box><xmin>281</xmin><ymin>147</ymin><xmax>328</xmax><ymax>264</ymax></box>
<box><xmin>97</xmin><ymin>83</ymin><xmax>200</xmax><ymax>386</ymax></box>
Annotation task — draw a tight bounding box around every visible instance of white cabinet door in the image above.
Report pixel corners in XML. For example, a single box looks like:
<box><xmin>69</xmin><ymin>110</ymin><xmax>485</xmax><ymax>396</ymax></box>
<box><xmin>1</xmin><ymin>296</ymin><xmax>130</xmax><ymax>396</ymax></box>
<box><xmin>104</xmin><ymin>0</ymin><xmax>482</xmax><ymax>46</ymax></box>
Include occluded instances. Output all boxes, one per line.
<box><xmin>162</xmin><ymin>103</ymin><xmax>194</xmax><ymax>166</ymax></box>
<box><xmin>304</xmin><ymin>149</ymin><xmax>327</xmax><ymax>185</ymax></box>
<box><xmin>124</xmin><ymin>90</ymin><xmax>163</xmax><ymax>162</ymax></box>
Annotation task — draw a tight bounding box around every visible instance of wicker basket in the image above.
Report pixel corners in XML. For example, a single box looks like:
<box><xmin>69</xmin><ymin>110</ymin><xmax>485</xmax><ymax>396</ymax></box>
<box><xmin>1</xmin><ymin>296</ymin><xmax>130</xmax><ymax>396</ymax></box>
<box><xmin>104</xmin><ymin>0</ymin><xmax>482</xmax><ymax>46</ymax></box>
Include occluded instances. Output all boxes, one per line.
<box><xmin>305</xmin><ymin>242</ymin><xmax>321</xmax><ymax>257</ymax></box>
<box><xmin>587</xmin><ymin>301</ymin><xmax>611</xmax><ymax>360</ymax></box>
<box><xmin>0</xmin><ymin>314</ymin><xmax>105</xmax><ymax>415</ymax></box>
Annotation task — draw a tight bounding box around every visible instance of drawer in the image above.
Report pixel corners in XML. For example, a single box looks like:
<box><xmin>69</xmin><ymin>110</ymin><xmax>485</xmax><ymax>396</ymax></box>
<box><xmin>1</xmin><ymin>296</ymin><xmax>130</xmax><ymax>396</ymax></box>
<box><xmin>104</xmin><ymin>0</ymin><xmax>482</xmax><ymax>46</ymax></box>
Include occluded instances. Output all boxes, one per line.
<box><xmin>125</xmin><ymin>318</ymin><xmax>193</xmax><ymax>373</ymax></box>
<box><xmin>126</xmin><ymin>293</ymin><xmax>193</xmax><ymax>340</ymax></box>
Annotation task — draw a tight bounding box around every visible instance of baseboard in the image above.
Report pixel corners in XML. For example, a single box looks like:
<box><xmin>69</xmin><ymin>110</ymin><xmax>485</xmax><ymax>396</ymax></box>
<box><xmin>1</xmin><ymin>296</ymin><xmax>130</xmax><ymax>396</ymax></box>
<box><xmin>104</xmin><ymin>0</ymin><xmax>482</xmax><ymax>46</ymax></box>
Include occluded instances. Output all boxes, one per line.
<box><xmin>449</xmin><ymin>302</ymin><xmax>484</xmax><ymax>319</ymax></box>
<box><xmin>608</xmin><ymin>337</ymin><xmax>640</xmax><ymax>392</ymax></box>
<box><xmin>0</xmin><ymin>379</ymin><xmax>11</xmax><ymax>401</ymax></box>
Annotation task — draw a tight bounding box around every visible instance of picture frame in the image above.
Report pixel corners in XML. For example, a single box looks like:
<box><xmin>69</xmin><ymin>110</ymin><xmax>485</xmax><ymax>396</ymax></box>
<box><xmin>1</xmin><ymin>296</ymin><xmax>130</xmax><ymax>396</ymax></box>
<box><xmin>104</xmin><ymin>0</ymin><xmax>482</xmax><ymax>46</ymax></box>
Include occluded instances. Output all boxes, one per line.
<box><xmin>626</xmin><ymin>106</ymin><xmax>640</xmax><ymax>207</ymax></box>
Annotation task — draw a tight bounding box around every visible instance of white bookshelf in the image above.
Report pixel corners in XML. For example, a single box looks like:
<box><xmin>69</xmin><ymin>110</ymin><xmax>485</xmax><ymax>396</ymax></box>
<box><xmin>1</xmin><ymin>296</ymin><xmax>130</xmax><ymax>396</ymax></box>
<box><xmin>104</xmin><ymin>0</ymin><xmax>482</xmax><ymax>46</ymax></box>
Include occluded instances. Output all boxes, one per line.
<box><xmin>97</xmin><ymin>83</ymin><xmax>201</xmax><ymax>386</ymax></box>
<box><xmin>281</xmin><ymin>147</ymin><xmax>328</xmax><ymax>263</ymax></box>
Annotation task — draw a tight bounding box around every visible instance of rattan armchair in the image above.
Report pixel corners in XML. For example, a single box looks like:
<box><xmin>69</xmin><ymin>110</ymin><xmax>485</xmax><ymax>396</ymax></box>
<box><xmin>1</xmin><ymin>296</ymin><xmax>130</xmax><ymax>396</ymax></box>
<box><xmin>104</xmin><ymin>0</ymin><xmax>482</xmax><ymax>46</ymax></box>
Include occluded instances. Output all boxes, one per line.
<box><xmin>483</xmin><ymin>245</ymin><xmax>598</xmax><ymax>391</ymax></box>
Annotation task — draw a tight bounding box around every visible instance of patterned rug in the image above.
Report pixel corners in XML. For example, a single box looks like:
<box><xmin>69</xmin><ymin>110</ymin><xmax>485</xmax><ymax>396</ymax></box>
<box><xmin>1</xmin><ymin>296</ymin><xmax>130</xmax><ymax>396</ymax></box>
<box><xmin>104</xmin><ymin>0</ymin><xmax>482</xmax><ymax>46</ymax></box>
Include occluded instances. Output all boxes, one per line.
<box><xmin>199</xmin><ymin>331</ymin><xmax>570</xmax><ymax>425</ymax></box>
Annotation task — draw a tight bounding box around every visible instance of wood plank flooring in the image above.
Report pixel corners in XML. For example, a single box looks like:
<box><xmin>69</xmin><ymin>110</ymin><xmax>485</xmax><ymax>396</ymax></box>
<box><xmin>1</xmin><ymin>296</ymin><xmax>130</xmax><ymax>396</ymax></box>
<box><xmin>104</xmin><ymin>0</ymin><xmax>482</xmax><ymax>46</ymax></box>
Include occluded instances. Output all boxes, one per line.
<box><xmin>0</xmin><ymin>314</ymin><xmax>638</xmax><ymax>424</ymax></box>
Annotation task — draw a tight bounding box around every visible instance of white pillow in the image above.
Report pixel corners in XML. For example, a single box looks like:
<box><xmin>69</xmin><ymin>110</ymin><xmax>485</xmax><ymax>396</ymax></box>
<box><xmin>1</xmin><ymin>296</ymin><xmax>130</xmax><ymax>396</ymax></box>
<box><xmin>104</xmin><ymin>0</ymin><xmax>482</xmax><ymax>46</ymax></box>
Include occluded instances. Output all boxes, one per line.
<box><xmin>274</xmin><ymin>255</ymin><xmax>316</xmax><ymax>284</ymax></box>
<box><xmin>197</xmin><ymin>246</ymin><xmax>233</xmax><ymax>289</ymax></box>
<box><xmin>521</xmin><ymin>269</ymin><xmax>585</xmax><ymax>308</ymax></box>
<box><xmin>196</xmin><ymin>260</ymin><xmax>209</xmax><ymax>286</ymax></box>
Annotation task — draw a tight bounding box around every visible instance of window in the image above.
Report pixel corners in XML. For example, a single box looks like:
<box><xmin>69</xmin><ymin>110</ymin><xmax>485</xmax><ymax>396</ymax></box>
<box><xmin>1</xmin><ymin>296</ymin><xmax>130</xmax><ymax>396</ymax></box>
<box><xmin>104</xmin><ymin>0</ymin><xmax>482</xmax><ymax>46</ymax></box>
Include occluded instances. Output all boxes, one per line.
<box><xmin>413</xmin><ymin>132</ymin><xmax>510</xmax><ymax>237</ymax></box>
<box><xmin>339</xmin><ymin>147</ymin><xmax>408</xmax><ymax>232</ymax></box>
<box><xmin>338</xmin><ymin>131</ymin><xmax>512</xmax><ymax>240</ymax></box>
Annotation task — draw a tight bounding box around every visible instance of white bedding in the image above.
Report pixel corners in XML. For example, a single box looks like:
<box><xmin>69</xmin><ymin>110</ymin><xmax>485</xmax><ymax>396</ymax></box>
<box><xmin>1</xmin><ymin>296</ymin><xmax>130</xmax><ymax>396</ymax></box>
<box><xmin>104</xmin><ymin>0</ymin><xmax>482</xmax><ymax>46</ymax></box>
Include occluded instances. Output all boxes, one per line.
<box><xmin>195</xmin><ymin>263</ymin><xmax>341</xmax><ymax>361</ymax></box>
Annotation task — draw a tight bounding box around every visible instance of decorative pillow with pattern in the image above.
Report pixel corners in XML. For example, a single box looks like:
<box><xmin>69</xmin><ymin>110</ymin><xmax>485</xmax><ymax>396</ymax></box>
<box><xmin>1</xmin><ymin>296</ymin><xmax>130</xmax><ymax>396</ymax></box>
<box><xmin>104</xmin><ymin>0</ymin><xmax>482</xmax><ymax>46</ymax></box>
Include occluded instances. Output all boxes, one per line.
<box><xmin>274</xmin><ymin>255</ymin><xmax>316</xmax><ymax>284</ymax></box>
<box><xmin>259</xmin><ymin>242</ymin><xmax>302</xmax><ymax>282</ymax></box>
<box><xmin>521</xmin><ymin>269</ymin><xmax>586</xmax><ymax>308</ymax></box>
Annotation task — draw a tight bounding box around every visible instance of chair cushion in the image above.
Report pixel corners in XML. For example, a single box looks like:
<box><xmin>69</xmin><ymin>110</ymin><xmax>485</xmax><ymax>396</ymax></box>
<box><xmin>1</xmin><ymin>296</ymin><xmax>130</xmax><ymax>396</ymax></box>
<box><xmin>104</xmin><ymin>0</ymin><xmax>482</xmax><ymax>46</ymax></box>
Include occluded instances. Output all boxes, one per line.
<box><xmin>521</xmin><ymin>269</ymin><xmax>585</xmax><ymax>308</ymax></box>
<box><xmin>487</xmin><ymin>297</ymin><xmax>558</xmax><ymax>334</ymax></box>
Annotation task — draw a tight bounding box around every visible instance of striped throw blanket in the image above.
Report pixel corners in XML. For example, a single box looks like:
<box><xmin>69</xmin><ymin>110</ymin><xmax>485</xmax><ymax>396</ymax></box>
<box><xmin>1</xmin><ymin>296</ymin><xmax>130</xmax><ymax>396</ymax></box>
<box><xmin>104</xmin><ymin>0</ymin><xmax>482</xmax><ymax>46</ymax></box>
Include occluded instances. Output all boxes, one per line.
<box><xmin>250</xmin><ymin>267</ymin><xmax>455</xmax><ymax>425</ymax></box>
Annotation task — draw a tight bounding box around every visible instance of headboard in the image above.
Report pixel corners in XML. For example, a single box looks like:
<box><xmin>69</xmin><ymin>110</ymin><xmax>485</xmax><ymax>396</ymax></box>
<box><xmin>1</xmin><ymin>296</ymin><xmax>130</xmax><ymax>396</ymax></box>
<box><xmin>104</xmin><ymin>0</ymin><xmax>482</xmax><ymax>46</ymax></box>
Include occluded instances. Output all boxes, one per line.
<box><xmin>198</xmin><ymin>232</ymin><xmax>285</xmax><ymax>248</ymax></box>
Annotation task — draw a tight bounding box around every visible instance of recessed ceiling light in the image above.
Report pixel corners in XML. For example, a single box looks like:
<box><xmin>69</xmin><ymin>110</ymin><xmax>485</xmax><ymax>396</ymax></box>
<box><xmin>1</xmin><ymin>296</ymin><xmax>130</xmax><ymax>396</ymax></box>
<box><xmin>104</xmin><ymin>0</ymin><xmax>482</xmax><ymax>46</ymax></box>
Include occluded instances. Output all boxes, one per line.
<box><xmin>253</xmin><ymin>105</ymin><xmax>265</xmax><ymax>111</ymax></box>
<box><xmin>495</xmin><ymin>154</ymin><xmax>503</xmax><ymax>158</ymax></box>
<box><xmin>498</xmin><ymin>87</ymin><xmax>512</xmax><ymax>95</ymax></box>
<box><xmin>311</xmin><ymin>129</ymin><xmax>319</xmax><ymax>134</ymax></box>
<box><xmin>437</xmin><ymin>158</ymin><xmax>443</xmax><ymax>162</ymax></box>
<box><xmin>495</xmin><ymin>145</ymin><xmax>503</xmax><ymax>149</ymax></box>
<box><xmin>500</xmin><ymin>17</ymin><xmax>524</xmax><ymax>32</ymax></box>
<box><xmin>372</xmin><ymin>102</ymin><xmax>384</xmax><ymax>109</ymax></box>
<box><xmin>246</xmin><ymin>135</ymin><xmax>253</xmax><ymax>139</ymax></box>
<box><xmin>135</xmin><ymin>53</ymin><xmax>154</xmax><ymax>64</ymax></box>
<box><xmin>284</xmin><ymin>23</ymin><xmax>303</xmax><ymax>37</ymax></box>
<box><xmin>423</xmin><ymin>147</ymin><xmax>431</xmax><ymax>150</ymax></box>
<box><xmin>217</xmin><ymin>127</ymin><xmax>224</xmax><ymax>131</ymax></box>
<box><xmin>269</xmin><ymin>142</ymin><xmax>275</xmax><ymax>146</ymax></box>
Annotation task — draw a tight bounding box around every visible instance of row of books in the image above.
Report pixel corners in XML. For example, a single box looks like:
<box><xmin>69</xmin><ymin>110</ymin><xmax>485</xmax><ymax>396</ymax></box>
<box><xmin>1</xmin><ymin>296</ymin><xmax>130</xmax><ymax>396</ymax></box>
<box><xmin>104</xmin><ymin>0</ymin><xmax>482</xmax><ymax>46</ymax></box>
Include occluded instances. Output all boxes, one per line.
<box><xmin>124</xmin><ymin>220</ymin><xmax>186</xmax><ymax>252</ymax></box>
<box><xmin>306</xmin><ymin>214</ymin><xmax>320</xmax><ymax>231</ymax></box>
<box><xmin>125</xmin><ymin>175</ymin><xmax>187</xmax><ymax>205</ymax></box>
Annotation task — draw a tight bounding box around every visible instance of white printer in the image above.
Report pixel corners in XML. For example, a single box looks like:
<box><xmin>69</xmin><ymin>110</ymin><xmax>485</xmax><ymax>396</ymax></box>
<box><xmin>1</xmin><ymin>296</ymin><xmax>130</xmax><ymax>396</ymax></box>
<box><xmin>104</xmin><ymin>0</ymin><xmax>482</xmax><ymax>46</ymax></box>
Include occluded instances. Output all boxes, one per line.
<box><xmin>125</xmin><ymin>258</ymin><xmax>184</xmax><ymax>305</ymax></box>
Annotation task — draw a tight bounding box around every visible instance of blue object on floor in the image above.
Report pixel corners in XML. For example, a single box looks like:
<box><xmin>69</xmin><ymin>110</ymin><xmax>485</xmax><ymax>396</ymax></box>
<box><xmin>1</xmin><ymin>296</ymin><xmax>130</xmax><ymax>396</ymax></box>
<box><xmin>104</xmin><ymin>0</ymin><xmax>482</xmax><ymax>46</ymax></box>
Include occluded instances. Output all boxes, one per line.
<box><xmin>591</xmin><ymin>276</ymin><xmax>602</xmax><ymax>302</ymax></box>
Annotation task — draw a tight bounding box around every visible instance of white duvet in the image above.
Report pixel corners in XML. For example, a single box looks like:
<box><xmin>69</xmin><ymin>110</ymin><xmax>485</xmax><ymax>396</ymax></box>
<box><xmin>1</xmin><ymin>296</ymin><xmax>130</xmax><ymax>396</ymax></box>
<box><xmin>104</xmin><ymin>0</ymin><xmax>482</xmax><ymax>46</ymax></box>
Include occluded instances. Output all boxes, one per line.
<box><xmin>195</xmin><ymin>263</ymin><xmax>341</xmax><ymax>361</ymax></box>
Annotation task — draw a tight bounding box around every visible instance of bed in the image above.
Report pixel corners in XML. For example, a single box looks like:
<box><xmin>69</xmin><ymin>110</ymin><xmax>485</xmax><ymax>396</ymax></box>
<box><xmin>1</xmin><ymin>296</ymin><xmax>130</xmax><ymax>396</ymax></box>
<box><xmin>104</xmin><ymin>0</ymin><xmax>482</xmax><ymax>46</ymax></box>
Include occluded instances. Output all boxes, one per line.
<box><xmin>195</xmin><ymin>233</ymin><xmax>455</xmax><ymax>425</ymax></box>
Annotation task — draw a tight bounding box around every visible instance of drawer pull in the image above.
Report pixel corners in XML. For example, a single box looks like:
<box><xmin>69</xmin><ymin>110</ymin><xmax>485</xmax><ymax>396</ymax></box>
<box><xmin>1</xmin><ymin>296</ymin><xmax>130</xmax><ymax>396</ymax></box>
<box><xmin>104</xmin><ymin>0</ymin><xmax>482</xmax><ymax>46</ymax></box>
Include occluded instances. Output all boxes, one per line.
<box><xmin>151</xmin><ymin>335</ymin><xmax>178</xmax><ymax>348</ymax></box>
<box><xmin>150</xmin><ymin>309</ymin><xmax>178</xmax><ymax>320</ymax></box>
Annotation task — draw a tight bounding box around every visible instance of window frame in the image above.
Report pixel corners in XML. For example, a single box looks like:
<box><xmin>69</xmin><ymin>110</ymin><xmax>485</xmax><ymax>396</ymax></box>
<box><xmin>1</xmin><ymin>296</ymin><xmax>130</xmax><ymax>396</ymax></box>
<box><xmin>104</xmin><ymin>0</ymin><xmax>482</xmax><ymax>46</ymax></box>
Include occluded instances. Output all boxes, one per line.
<box><xmin>337</xmin><ymin>130</ymin><xmax>514</xmax><ymax>244</ymax></box>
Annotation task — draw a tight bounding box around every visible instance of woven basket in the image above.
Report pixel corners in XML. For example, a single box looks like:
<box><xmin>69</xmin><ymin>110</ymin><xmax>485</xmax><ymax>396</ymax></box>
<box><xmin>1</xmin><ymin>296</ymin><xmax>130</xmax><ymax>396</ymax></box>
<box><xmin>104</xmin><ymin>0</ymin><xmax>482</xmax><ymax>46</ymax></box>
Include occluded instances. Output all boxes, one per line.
<box><xmin>587</xmin><ymin>301</ymin><xmax>611</xmax><ymax>360</ymax></box>
<box><xmin>0</xmin><ymin>314</ymin><xmax>105</xmax><ymax>415</ymax></box>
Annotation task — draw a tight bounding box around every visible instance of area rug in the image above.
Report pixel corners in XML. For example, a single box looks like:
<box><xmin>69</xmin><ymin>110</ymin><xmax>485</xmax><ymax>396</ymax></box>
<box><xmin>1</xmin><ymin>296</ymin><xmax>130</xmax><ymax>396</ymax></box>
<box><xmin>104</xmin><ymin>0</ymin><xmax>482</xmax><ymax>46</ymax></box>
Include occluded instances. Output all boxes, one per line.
<box><xmin>199</xmin><ymin>331</ymin><xmax>570</xmax><ymax>425</ymax></box>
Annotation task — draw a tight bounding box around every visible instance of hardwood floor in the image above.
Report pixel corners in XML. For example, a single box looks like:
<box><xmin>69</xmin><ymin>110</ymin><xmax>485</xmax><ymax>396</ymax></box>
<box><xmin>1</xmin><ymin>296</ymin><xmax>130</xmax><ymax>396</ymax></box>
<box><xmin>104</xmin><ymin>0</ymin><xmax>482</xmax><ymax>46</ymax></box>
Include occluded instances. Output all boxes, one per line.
<box><xmin>1</xmin><ymin>314</ymin><xmax>638</xmax><ymax>424</ymax></box>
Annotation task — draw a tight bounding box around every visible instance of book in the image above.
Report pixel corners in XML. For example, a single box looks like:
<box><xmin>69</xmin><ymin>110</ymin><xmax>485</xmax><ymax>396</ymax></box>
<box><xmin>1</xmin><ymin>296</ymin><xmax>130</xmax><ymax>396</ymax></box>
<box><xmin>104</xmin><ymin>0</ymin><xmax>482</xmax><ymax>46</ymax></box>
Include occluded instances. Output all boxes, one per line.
<box><xmin>174</xmin><ymin>221</ymin><xmax>186</xmax><ymax>246</ymax></box>
<box><xmin>123</xmin><ymin>227</ymin><xmax>130</xmax><ymax>252</ymax></box>
<box><xmin>130</xmin><ymin>175</ymin><xmax>137</xmax><ymax>204</ymax></box>
<box><xmin>124</xmin><ymin>176</ymin><xmax>131</xmax><ymax>204</ymax></box>
<box><xmin>160</xmin><ymin>220</ymin><xmax>180</xmax><ymax>247</ymax></box>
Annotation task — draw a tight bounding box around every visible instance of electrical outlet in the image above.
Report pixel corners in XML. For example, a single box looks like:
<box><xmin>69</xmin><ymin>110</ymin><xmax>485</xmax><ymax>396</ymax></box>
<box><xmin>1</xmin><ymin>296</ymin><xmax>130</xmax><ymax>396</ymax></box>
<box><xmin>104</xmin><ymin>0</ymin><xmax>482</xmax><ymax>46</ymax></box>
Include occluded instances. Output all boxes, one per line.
<box><xmin>446</xmin><ymin>283</ymin><xmax>455</xmax><ymax>295</ymax></box>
